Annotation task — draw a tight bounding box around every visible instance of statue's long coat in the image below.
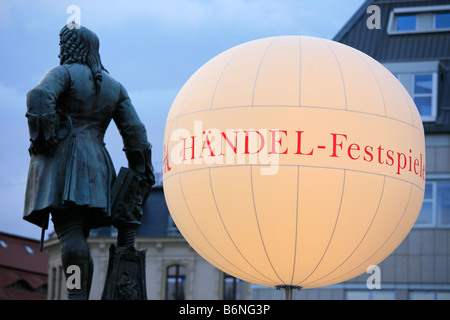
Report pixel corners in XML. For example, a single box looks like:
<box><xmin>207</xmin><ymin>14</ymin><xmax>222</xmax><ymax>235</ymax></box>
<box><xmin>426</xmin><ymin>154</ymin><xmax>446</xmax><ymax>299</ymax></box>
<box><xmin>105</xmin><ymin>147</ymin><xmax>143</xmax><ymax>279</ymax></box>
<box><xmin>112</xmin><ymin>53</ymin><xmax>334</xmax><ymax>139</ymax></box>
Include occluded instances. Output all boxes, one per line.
<box><xmin>24</xmin><ymin>63</ymin><xmax>150</xmax><ymax>229</ymax></box>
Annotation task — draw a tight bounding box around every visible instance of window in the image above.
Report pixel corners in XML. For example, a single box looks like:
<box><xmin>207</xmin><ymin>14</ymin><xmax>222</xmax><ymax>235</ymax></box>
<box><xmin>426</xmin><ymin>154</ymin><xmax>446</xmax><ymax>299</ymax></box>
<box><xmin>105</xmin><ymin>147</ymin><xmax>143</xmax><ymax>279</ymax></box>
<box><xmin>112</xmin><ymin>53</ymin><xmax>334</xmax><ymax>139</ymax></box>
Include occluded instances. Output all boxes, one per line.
<box><xmin>397</xmin><ymin>14</ymin><xmax>416</xmax><ymax>31</ymax></box>
<box><xmin>223</xmin><ymin>273</ymin><xmax>244</xmax><ymax>300</ymax></box>
<box><xmin>415</xmin><ymin>181</ymin><xmax>450</xmax><ymax>228</ymax></box>
<box><xmin>417</xmin><ymin>182</ymin><xmax>434</xmax><ymax>226</ymax></box>
<box><xmin>0</xmin><ymin>240</ymin><xmax>7</xmax><ymax>248</ymax></box>
<box><xmin>346</xmin><ymin>290</ymin><xmax>395</xmax><ymax>300</ymax></box>
<box><xmin>412</xmin><ymin>72</ymin><xmax>437</xmax><ymax>121</ymax></box>
<box><xmin>410</xmin><ymin>291</ymin><xmax>450</xmax><ymax>300</ymax></box>
<box><xmin>7</xmin><ymin>280</ymin><xmax>47</xmax><ymax>295</ymax></box>
<box><xmin>50</xmin><ymin>267</ymin><xmax>57</xmax><ymax>300</ymax></box>
<box><xmin>7</xmin><ymin>280</ymin><xmax>34</xmax><ymax>291</ymax></box>
<box><xmin>413</xmin><ymin>74</ymin><xmax>434</xmax><ymax>118</ymax></box>
<box><xmin>437</xmin><ymin>181</ymin><xmax>450</xmax><ymax>226</ymax></box>
<box><xmin>388</xmin><ymin>5</ymin><xmax>450</xmax><ymax>34</ymax></box>
<box><xmin>165</xmin><ymin>264</ymin><xmax>186</xmax><ymax>300</ymax></box>
<box><xmin>435</xmin><ymin>12</ymin><xmax>450</xmax><ymax>29</ymax></box>
<box><xmin>384</xmin><ymin>62</ymin><xmax>438</xmax><ymax>122</ymax></box>
<box><xmin>24</xmin><ymin>245</ymin><xmax>34</xmax><ymax>255</ymax></box>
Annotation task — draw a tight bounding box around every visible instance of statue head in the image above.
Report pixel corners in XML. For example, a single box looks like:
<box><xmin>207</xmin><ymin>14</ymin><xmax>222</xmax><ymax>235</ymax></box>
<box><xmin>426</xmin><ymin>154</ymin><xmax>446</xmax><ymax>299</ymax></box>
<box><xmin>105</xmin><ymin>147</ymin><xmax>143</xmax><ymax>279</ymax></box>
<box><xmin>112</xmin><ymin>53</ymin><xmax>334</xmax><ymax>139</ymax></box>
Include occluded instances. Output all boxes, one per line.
<box><xmin>58</xmin><ymin>24</ymin><xmax>107</xmax><ymax>93</ymax></box>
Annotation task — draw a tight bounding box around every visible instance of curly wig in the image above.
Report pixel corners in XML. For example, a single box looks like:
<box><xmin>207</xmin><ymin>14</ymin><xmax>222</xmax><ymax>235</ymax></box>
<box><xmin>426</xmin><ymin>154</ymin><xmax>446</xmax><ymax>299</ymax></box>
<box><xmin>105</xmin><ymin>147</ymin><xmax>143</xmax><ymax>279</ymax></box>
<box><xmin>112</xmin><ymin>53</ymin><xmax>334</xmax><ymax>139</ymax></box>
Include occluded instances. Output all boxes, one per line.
<box><xmin>59</xmin><ymin>24</ymin><xmax>108</xmax><ymax>94</ymax></box>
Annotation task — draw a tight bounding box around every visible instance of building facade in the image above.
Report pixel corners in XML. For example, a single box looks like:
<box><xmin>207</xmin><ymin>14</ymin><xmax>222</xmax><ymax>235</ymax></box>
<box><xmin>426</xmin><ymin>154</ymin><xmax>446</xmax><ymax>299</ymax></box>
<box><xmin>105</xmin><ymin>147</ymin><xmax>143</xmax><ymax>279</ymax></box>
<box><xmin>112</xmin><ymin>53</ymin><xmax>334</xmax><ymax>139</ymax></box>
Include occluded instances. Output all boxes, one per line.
<box><xmin>45</xmin><ymin>186</ymin><xmax>253</xmax><ymax>300</ymax></box>
<box><xmin>45</xmin><ymin>0</ymin><xmax>450</xmax><ymax>300</ymax></box>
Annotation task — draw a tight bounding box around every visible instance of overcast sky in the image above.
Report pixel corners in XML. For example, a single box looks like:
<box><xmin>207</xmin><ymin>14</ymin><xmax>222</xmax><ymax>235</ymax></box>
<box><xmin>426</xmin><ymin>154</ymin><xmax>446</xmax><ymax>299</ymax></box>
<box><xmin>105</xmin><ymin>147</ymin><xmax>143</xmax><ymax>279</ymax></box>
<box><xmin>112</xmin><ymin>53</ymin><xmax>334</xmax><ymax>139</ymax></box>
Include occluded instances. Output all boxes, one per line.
<box><xmin>0</xmin><ymin>0</ymin><xmax>366</xmax><ymax>240</ymax></box>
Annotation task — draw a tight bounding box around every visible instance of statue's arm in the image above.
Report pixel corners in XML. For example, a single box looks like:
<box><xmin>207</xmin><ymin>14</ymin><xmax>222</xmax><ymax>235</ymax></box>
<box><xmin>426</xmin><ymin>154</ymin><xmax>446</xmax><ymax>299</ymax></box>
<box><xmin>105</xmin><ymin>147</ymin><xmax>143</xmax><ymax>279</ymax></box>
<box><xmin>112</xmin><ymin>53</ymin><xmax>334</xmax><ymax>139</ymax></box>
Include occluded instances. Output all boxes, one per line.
<box><xmin>113</xmin><ymin>84</ymin><xmax>155</xmax><ymax>186</ymax></box>
<box><xmin>26</xmin><ymin>66</ymin><xmax>69</xmax><ymax>155</ymax></box>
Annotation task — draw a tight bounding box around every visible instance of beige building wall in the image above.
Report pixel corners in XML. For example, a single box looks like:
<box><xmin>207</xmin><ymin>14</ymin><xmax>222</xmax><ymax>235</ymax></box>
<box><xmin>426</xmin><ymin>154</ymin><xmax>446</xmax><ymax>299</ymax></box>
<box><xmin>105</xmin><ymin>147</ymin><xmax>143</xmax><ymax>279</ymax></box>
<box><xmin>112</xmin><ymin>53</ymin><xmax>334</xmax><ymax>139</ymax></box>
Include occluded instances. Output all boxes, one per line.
<box><xmin>45</xmin><ymin>236</ymin><xmax>253</xmax><ymax>300</ymax></box>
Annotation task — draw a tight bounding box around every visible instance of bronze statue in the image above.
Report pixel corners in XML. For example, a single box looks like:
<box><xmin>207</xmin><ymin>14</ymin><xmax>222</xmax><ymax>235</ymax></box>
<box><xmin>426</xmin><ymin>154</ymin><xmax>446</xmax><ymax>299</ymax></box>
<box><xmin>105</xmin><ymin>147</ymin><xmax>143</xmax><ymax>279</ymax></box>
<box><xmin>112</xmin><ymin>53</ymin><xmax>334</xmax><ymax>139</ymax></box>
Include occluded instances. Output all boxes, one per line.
<box><xmin>24</xmin><ymin>24</ymin><xmax>155</xmax><ymax>300</ymax></box>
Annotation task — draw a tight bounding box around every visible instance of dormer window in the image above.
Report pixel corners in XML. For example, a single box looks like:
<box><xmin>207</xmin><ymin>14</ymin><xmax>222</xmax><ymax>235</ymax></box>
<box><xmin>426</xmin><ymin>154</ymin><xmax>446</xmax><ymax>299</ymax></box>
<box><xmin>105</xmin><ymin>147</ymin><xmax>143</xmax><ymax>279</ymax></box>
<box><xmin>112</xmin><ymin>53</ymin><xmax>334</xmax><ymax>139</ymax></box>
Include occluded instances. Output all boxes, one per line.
<box><xmin>436</xmin><ymin>12</ymin><xmax>450</xmax><ymax>29</ymax></box>
<box><xmin>397</xmin><ymin>14</ymin><xmax>417</xmax><ymax>31</ymax></box>
<box><xmin>388</xmin><ymin>5</ymin><xmax>450</xmax><ymax>34</ymax></box>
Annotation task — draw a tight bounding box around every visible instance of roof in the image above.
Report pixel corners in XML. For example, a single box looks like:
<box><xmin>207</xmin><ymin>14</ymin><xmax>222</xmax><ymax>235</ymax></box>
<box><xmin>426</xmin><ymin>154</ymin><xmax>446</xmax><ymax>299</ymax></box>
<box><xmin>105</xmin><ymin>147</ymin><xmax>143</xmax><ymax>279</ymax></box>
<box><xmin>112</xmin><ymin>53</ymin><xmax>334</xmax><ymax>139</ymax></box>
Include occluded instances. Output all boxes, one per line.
<box><xmin>137</xmin><ymin>186</ymin><xmax>175</xmax><ymax>237</ymax></box>
<box><xmin>0</xmin><ymin>232</ymin><xmax>48</xmax><ymax>274</ymax></box>
<box><xmin>0</xmin><ymin>286</ymin><xmax>47</xmax><ymax>300</ymax></box>
<box><xmin>91</xmin><ymin>186</ymin><xmax>180</xmax><ymax>238</ymax></box>
<box><xmin>333</xmin><ymin>0</ymin><xmax>450</xmax><ymax>133</ymax></box>
<box><xmin>0</xmin><ymin>267</ymin><xmax>47</xmax><ymax>291</ymax></box>
<box><xmin>0</xmin><ymin>232</ymin><xmax>48</xmax><ymax>300</ymax></box>
<box><xmin>334</xmin><ymin>0</ymin><xmax>450</xmax><ymax>61</ymax></box>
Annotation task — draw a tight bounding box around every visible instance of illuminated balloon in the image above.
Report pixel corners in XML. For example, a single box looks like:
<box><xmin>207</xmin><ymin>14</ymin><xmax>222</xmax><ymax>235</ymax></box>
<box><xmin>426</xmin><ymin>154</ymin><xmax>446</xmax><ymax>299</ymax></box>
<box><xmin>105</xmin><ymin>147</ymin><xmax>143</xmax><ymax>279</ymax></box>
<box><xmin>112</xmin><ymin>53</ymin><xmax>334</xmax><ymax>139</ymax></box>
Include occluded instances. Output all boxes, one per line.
<box><xmin>162</xmin><ymin>36</ymin><xmax>425</xmax><ymax>289</ymax></box>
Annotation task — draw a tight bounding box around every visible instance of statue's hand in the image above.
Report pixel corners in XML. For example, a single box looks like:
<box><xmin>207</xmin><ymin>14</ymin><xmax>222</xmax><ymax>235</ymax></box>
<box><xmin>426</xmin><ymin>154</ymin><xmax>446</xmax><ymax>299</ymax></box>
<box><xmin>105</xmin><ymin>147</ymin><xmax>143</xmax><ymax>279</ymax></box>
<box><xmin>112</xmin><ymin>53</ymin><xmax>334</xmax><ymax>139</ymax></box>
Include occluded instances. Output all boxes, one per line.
<box><xmin>29</xmin><ymin>135</ymin><xmax>58</xmax><ymax>156</ymax></box>
<box><xmin>27</xmin><ymin>111</ymin><xmax>59</xmax><ymax>156</ymax></box>
<box><xmin>124</xmin><ymin>146</ymin><xmax>156</xmax><ymax>187</ymax></box>
<box><xmin>145</xmin><ymin>166</ymin><xmax>156</xmax><ymax>187</ymax></box>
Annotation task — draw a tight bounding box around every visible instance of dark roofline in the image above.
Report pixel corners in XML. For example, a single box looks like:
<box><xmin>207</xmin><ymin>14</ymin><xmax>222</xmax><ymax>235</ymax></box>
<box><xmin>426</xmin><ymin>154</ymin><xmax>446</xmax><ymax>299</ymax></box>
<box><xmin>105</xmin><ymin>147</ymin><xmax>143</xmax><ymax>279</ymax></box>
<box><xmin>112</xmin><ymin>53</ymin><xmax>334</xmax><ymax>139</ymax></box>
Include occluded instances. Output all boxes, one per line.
<box><xmin>0</xmin><ymin>231</ymin><xmax>41</xmax><ymax>244</ymax></box>
<box><xmin>333</xmin><ymin>0</ymin><xmax>373</xmax><ymax>41</ymax></box>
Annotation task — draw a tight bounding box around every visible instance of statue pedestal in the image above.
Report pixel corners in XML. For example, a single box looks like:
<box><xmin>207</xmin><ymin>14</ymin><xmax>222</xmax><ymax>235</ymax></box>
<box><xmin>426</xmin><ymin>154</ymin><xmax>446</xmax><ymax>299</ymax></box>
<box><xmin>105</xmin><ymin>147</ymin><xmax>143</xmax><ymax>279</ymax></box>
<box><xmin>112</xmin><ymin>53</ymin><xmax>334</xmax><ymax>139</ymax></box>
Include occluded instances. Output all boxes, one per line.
<box><xmin>102</xmin><ymin>167</ymin><xmax>152</xmax><ymax>300</ymax></box>
<box><xmin>101</xmin><ymin>244</ymin><xmax>147</xmax><ymax>300</ymax></box>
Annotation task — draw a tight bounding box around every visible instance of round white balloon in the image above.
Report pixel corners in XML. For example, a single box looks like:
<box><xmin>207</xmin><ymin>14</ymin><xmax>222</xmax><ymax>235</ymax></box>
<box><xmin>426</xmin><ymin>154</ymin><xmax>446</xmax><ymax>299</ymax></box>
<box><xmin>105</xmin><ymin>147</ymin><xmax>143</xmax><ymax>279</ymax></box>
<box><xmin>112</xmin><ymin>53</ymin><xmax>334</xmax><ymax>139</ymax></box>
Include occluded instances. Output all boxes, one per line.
<box><xmin>162</xmin><ymin>36</ymin><xmax>425</xmax><ymax>288</ymax></box>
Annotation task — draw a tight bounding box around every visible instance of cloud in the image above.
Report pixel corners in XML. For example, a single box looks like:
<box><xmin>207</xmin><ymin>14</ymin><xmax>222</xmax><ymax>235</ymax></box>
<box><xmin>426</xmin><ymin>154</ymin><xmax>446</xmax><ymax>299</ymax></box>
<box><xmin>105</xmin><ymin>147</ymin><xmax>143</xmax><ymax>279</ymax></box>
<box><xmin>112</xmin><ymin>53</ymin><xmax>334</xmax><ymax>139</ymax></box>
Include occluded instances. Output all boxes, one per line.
<box><xmin>76</xmin><ymin>0</ymin><xmax>301</xmax><ymax>32</ymax></box>
<box><xmin>70</xmin><ymin>0</ymin><xmax>364</xmax><ymax>37</ymax></box>
<box><xmin>0</xmin><ymin>82</ymin><xmax>29</xmax><ymax>187</ymax></box>
<box><xmin>104</xmin><ymin>87</ymin><xmax>179</xmax><ymax>174</ymax></box>
<box><xmin>0</xmin><ymin>1</ymin><xmax>27</xmax><ymax>29</ymax></box>
<box><xmin>0</xmin><ymin>82</ymin><xmax>35</xmax><ymax>237</ymax></box>
<box><xmin>0</xmin><ymin>0</ymin><xmax>305</xmax><ymax>33</ymax></box>
<box><xmin>0</xmin><ymin>0</ymin><xmax>366</xmax><ymax>41</ymax></box>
